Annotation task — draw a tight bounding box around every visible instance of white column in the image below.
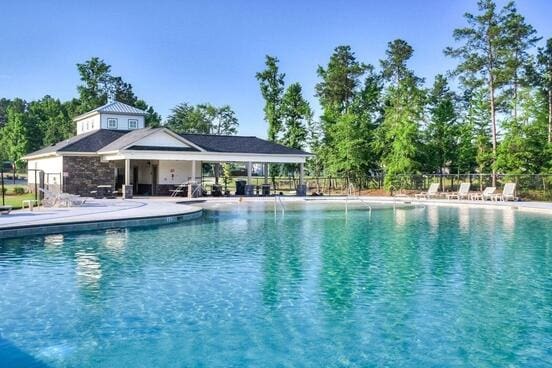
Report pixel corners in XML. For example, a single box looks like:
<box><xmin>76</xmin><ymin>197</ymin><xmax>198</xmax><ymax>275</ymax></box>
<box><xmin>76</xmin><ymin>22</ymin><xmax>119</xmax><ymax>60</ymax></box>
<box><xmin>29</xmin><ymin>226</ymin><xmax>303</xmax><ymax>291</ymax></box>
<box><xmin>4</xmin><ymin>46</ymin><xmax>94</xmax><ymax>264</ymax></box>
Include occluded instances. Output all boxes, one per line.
<box><xmin>264</xmin><ymin>163</ymin><xmax>268</xmax><ymax>184</ymax></box>
<box><xmin>299</xmin><ymin>162</ymin><xmax>305</xmax><ymax>185</ymax></box>
<box><xmin>247</xmin><ymin>162</ymin><xmax>252</xmax><ymax>185</ymax></box>
<box><xmin>124</xmin><ymin>159</ymin><xmax>131</xmax><ymax>186</ymax></box>
<box><xmin>191</xmin><ymin>160</ymin><xmax>196</xmax><ymax>183</ymax></box>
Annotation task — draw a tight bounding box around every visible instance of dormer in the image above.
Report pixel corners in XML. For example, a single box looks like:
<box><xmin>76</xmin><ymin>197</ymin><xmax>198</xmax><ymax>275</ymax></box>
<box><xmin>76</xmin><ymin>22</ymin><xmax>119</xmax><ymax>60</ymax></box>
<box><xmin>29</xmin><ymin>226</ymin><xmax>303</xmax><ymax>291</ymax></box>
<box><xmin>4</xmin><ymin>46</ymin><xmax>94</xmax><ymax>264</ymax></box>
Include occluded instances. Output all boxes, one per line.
<box><xmin>73</xmin><ymin>101</ymin><xmax>147</xmax><ymax>135</ymax></box>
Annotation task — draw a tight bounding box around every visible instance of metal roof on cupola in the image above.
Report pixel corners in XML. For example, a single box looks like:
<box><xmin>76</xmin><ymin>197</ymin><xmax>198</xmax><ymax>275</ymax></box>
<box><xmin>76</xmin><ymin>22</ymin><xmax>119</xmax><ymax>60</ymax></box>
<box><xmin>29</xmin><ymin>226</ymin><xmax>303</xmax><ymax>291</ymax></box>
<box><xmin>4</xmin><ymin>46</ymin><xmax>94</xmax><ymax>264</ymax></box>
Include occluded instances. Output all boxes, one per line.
<box><xmin>73</xmin><ymin>100</ymin><xmax>147</xmax><ymax>121</ymax></box>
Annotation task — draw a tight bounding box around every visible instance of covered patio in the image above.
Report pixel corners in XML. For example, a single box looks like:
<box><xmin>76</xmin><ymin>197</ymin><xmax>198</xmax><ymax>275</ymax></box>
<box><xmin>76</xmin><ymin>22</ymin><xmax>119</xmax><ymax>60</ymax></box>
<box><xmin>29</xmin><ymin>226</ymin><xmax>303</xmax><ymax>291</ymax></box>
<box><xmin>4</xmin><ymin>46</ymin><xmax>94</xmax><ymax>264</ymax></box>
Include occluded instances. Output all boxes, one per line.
<box><xmin>99</xmin><ymin>130</ymin><xmax>310</xmax><ymax>198</ymax></box>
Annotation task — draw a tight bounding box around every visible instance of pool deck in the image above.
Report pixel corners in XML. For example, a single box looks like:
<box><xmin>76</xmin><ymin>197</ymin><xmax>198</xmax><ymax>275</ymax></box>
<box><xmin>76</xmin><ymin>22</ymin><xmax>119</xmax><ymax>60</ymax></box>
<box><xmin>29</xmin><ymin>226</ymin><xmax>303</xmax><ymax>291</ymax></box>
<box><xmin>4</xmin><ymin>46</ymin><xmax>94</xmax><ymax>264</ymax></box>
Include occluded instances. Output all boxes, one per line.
<box><xmin>0</xmin><ymin>198</ymin><xmax>202</xmax><ymax>238</ymax></box>
<box><xmin>1</xmin><ymin>195</ymin><xmax>551</xmax><ymax>239</ymax></box>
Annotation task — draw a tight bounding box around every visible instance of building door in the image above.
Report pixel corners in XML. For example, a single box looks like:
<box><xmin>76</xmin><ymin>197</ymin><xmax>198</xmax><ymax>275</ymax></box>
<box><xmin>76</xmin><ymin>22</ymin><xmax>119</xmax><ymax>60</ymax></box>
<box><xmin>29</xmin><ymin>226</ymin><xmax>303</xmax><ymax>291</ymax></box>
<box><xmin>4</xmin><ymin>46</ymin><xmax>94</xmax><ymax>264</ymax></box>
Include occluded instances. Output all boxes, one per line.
<box><xmin>151</xmin><ymin>165</ymin><xmax>158</xmax><ymax>195</ymax></box>
<box><xmin>133</xmin><ymin>166</ymin><xmax>139</xmax><ymax>194</ymax></box>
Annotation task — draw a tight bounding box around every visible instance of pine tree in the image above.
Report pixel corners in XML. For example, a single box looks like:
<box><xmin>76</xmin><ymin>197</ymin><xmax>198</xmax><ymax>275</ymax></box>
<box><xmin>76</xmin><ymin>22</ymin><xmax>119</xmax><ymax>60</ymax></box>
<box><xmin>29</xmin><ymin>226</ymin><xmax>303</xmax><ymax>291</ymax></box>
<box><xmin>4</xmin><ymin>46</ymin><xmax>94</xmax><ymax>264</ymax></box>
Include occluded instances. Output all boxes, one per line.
<box><xmin>256</xmin><ymin>55</ymin><xmax>285</xmax><ymax>142</ymax></box>
<box><xmin>445</xmin><ymin>0</ymin><xmax>509</xmax><ymax>185</ymax></box>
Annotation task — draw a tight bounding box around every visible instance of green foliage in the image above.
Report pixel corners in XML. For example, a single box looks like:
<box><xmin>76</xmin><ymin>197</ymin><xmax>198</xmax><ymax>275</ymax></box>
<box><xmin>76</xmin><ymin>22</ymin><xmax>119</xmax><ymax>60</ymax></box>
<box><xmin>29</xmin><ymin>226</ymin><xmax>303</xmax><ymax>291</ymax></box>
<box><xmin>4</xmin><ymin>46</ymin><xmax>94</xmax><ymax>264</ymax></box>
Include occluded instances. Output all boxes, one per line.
<box><xmin>425</xmin><ymin>75</ymin><xmax>459</xmax><ymax>174</ymax></box>
<box><xmin>166</xmin><ymin>103</ymin><xmax>239</xmax><ymax>135</ymax></box>
<box><xmin>256</xmin><ymin>55</ymin><xmax>285</xmax><ymax>141</ymax></box>
<box><xmin>281</xmin><ymin>83</ymin><xmax>310</xmax><ymax>150</ymax></box>
<box><xmin>12</xmin><ymin>186</ymin><xmax>25</xmax><ymax>195</ymax></box>
<box><xmin>1</xmin><ymin>106</ymin><xmax>28</xmax><ymax>169</ymax></box>
<box><xmin>376</xmin><ymin>40</ymin><xmax>425</xmax><ymax>189</ymax></box>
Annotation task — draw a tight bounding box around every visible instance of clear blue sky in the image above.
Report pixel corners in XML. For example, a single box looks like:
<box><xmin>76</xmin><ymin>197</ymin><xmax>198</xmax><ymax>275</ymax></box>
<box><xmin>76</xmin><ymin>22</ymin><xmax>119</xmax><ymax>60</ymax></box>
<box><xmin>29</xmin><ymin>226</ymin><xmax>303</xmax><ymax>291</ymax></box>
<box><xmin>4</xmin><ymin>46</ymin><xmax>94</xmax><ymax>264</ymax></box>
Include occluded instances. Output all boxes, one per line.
<box><xmin>1</xmin><ymin>0</ymin><xmax>551</xmax><ymax>137</ymax></box>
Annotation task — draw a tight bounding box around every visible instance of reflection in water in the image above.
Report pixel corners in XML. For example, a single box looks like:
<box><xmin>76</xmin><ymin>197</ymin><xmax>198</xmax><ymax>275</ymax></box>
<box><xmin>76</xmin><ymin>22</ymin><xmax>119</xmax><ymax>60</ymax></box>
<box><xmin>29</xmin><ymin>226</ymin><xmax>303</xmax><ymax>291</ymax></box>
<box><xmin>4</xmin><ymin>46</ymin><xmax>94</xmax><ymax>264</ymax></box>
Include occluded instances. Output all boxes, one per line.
<box><xmin>458</xmin><ymin>207</ymin><xmax>470</xmax><ymax>233</ymax></box>
<box><xmin>394</xmin><ymin>209</ymin><xmax>406</xmax><ymax>226</ymax></box>
<box><xmin>75</xmin><ymin>251</ymin><xmax>102</xmax><ymax>290</ymax></box>
<box><xmin>427</xmin><ymin>206</ymin><xmax>439</xmax><ymax>231</ymax></box>
<box><xmin>44</xmin><ymin>234</ymin><xmax>64</xmax><ymax>248</ymax></box>
<box><xmin>103</xmin><ymin>229</ymin><xmax>128</xmax><ymax>253</ymax></box>
<box><xmin>502</xmin><ymin>209</ymin><xmax>515</xmax><ymax>233</ymax></box>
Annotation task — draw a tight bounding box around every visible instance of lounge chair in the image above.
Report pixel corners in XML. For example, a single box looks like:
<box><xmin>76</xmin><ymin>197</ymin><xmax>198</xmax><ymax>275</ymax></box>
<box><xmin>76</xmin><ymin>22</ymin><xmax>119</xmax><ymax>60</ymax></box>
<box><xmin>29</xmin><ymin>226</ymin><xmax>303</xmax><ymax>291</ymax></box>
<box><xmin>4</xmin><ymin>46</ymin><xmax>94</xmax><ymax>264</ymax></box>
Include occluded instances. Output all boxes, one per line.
<box><xmin>447</xmin><ymin>183</ymin><xmax>471</xmax><ymax>200</ymax></box>
<box><xmin>415</xmin><ymin>183</ymin><xmax>440</xmax><ymax>199</ymax></box>
<box><xmin>0</xmin><ymin>206</ymin><xmax>12</xmax><ymax>215</ymax></box>
<box><xmin>498</xmin><ymin>183</ymin><xmax>518</xmax><ymax>201</ymax></box>
<box><xmin>470</xmin><ymin>187</ymin><xmax>496</xmax><ymax>201</ymax></box>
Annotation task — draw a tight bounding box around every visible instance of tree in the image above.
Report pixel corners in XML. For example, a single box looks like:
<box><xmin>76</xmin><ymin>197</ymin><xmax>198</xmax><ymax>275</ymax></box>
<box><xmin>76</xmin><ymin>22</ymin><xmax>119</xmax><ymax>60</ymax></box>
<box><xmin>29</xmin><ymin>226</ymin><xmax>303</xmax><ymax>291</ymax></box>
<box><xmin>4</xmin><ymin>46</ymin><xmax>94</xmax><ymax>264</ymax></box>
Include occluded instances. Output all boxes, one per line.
<box><xmin>75</xmin><ymin>57</ymin><xmax>160</xmax><ymax>123</ymax></box>
<box><xmin>534</xmin><ymin>39</ymin><xmax>552</xmax><ymax>144</ymax></box>
<box><xmin>425</xmin><ymin>75</ymin><xmax>458</xmax><ymax>180</ymax></box>
<box><xmin>134</xmin><ymin>99</ymin><xmax>162</xmax><ymax>128</ymax></box>
<box><xmin>315</xmin><ymin>46</ymin><xmax>367</xmax><ymax>116</ymax></box>
<box><xmin>279</xmin><ymin>83</ymin><xmax>311</xmax><ymax>177</ymax></box>
<box><xmin>199</xmin><ymin>104</ymin><xmax>238</xmax><ymax>135</ymax></box>
<box><xmin>28</xmin><ymin>96</ymin><xmax>73</xmax><ymax>146</ymax></box>
<box><xmin>376</xmin><ymin>39</ymin><xmax>425</xmax><ymax>190</ymax></box>
<box><xmin>445</xmin><ymin>0</ymin><xmax>509</xmax><ymax>185</ymax></box>
<box><xmin>465</xmin><ymin>88</ymin><xmax>493</xmax><ymax>175</ymax></box>
<box><xmin>502</xmin><ymin>2</ymin><xmax>540</xmax><ymax>121</ymax></box>
<box><xmin>1</xmin><ymin>107</ymin><xmax>28</xmax><ymax>183</ymax></box>
<box><xmin>165</xmin><ymin>103</ymin><xmax>211</xmax><ymax>134</ymax></box>
<box><xmin>256</xmin><ymin>55</ymin><xmax>285</xmax><ymax>141</ymax></box>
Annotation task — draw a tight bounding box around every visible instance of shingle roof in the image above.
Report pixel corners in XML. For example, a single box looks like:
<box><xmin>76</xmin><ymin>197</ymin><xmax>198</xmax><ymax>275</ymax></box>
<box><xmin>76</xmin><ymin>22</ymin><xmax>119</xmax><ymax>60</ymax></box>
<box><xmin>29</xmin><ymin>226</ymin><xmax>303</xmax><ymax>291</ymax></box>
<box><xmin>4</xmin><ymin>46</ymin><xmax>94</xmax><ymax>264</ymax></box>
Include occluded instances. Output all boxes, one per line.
<box><xmin>180</xmin><ymin>134</ymin><xmax>311</xmax><ymax>155</ymax></box>
<box><xmin>73</xmin><ymin>101</ymin><xmax>146</xmax><ymax>120</ymax></box>
<box><xmin>98</xmin><ymin>128</ymin><xmax>162</xmax><ymax>152</ymax></box>
<box><xmin>24</xmin><ymin>129</ymin><xmax>129</xmax><ymax>157</ymax></box>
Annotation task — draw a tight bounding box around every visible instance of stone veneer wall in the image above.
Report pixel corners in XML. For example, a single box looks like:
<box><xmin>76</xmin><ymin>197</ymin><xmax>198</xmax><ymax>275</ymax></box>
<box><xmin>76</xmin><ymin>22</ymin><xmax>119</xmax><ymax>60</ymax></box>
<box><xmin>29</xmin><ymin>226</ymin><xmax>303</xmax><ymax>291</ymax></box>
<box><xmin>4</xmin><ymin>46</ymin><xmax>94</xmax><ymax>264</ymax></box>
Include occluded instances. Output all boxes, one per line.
<box><xmin>63</xmin><ymin>156</ymin><xmax>115</xmax><ymax>196</ymax></box>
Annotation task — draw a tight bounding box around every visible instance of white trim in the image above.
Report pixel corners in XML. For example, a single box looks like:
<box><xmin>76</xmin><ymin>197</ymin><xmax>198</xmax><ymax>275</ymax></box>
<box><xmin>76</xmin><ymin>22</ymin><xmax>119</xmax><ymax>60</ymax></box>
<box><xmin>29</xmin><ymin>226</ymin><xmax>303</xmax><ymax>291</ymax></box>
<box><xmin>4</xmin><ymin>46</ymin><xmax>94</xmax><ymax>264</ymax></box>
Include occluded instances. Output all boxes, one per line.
<box><xmin>101</xmin><ymin>150</ymin><xmax>309</xmax><ymax>163</ymax></box>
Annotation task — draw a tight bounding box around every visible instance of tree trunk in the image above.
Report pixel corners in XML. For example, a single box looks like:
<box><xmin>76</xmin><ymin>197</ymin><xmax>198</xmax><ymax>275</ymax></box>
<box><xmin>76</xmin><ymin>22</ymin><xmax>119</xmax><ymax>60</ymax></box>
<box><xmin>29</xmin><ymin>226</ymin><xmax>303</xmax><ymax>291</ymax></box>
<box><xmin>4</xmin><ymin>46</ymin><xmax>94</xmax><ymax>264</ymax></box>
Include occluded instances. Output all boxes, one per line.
<box><xmin>489</xmin><ymin>77</ymin><xmax>497</xmax><ymax>187</ymax></box>
<box><xmin>12</xmin><ymin>162</ymin><xmax>16</xmax><ymax>185</ymax></box>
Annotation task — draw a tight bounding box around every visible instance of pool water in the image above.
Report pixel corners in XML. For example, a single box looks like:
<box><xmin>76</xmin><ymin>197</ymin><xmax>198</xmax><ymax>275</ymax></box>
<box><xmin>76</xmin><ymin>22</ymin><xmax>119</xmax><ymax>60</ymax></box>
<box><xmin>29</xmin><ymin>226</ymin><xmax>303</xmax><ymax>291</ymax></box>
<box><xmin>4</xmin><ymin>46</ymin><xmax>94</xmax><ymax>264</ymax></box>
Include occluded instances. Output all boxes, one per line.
<box><xmin>0</xmin><ymin>202</ymin><xmax>550</xmax><ymax>367</ymax></box>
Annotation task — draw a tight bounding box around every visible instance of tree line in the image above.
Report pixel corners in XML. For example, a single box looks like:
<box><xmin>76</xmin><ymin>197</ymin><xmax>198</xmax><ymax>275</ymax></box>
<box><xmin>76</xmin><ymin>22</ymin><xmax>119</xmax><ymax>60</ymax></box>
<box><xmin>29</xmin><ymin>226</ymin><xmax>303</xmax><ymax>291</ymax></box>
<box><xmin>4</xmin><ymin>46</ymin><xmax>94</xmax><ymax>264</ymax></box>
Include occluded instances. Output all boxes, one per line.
<box><xmin>256</xmin><ymin>0</ymin><xmax>552</xmax><ymax>189</ymax></box>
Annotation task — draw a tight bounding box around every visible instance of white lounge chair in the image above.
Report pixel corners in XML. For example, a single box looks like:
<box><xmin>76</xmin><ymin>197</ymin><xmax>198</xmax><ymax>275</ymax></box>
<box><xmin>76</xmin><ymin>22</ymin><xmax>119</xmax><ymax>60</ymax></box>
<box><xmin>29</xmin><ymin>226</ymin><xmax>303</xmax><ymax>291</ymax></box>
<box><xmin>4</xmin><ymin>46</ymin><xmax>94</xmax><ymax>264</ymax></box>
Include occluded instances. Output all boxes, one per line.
<box><xmin>498</xmin><ymin>183</ymin><xmax>518</xmax><ymax>201</ymax></box>
<box><xmin>0</xmin><ymin>206</ymin><xmax>12</xmax><ymax>215</ymax></box>
<box><xmin>415</xmin><ymin>183</ymin><xmax>440</xmax><ymax>199</ymax></box>
<box><xmin>447</xmin><ymin>183</ymin><xmax>471</xmax><ymax>200</ymax></box>
<box><xmin>470</xmin><ymin>187</ymin><xmax>496</xmax><ymax>201</ymax></box>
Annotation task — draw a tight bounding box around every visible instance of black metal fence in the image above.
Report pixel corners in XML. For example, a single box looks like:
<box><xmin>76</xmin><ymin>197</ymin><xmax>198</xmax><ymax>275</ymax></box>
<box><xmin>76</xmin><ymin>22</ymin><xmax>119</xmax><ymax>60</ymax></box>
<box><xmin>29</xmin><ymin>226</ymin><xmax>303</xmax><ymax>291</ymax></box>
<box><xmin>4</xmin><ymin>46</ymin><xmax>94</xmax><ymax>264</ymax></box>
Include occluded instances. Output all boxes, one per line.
<box><xmin>211</xmin><ymin>174</ymin><xmax>552</xmax><ymax>200</ymax></box>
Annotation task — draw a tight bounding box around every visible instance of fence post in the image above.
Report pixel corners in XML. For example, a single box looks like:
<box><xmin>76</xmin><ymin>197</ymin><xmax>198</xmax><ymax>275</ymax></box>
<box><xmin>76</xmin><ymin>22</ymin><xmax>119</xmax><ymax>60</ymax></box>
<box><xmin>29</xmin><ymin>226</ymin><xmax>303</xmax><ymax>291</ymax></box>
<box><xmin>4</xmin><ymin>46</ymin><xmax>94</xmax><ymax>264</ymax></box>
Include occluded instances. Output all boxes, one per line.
<box><xmin>1</xmin><ymin>168</ymin><xmax>4</xmax><ymax>206</ymax></box>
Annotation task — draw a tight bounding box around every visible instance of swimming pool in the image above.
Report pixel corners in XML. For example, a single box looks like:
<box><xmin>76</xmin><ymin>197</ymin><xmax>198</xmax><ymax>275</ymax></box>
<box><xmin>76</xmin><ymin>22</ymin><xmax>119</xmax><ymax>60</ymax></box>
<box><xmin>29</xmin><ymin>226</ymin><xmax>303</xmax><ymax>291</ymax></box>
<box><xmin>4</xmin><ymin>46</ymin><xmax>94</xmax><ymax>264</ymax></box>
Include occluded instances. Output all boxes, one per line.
<box><xmin>0</xmin><ymin>202</ymin><xmax>550</xmax><ymax>367</ymax></box>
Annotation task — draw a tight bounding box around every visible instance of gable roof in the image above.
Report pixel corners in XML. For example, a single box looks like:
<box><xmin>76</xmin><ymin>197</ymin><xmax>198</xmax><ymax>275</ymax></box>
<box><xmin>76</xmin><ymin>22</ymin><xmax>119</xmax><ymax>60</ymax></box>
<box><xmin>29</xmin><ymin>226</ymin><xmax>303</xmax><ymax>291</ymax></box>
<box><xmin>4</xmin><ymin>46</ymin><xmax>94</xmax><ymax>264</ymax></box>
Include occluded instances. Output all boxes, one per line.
<box><xmin>180</xmin><ymin>134</ymin><xmax>310</xmax><ymax>155</ymax></box>
<box><xmin>24</xmin><ymin>129</ymin><xmax>129</xmax><ymax>158</ymax></box>
<box><xmin>98</xmin><ymin>128</ymin><xmax>200</xmax><ymax>153</ymax></box>
<box><xmin>73</xmin><ymin>101</ymin><xmax>147</xmax><ymax>120</ymax></box>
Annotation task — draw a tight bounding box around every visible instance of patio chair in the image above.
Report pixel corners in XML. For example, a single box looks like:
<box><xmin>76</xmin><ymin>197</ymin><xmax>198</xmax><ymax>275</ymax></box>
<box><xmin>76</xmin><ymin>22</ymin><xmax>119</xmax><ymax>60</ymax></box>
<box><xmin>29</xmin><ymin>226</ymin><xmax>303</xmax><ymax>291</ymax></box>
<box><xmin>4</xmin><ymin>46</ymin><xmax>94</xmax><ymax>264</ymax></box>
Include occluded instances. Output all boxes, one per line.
<box><xmin>415</xmin><ymin>183</ymin><xmax>440</xmax><ymax>199</ymax></box>
<box><xmin>0</xmin><ymin>206</ymin><xmax>12</xmax><ymax>215</ymax></box>
<box><xmin>470</xmin><ymin>187</ymin><xmax>496</xmax><ymax>201</ymax></box>
<box><xmin>498</xmin><ymin>182</ymin><xmax>519</xmax><ymax>201</ymax></box>
<box><xmin>447</xmin><ymin>183</ymin><xmax>471</xmax><ymax>200</ymax></box>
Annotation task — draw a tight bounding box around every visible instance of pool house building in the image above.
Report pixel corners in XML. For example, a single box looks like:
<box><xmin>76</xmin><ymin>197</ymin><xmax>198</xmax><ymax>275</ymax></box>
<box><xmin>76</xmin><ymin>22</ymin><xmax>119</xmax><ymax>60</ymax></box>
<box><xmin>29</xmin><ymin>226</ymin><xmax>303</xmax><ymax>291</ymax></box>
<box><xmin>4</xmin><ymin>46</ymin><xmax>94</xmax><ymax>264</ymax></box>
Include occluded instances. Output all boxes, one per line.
<box><xmin>23</xmin><ymin>101</ymin><xmax>311</xmax><ymax>198</ymax></box>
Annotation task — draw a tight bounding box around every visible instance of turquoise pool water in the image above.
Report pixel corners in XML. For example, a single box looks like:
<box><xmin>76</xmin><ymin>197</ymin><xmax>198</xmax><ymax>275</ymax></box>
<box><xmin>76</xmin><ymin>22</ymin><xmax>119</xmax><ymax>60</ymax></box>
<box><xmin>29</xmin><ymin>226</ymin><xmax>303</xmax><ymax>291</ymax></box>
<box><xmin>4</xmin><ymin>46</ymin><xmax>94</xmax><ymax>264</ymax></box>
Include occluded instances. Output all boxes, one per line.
<box><xmin>0</xmin><ymin>202</ymin><xmax>551</xmax><ymax>367</ymax></box>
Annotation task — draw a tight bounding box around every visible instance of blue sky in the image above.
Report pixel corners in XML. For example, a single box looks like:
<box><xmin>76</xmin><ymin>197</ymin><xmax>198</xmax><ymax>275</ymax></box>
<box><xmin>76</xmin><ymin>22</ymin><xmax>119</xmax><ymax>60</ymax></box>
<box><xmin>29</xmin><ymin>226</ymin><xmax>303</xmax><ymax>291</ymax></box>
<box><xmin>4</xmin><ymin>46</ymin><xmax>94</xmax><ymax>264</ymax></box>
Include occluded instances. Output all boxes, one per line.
<box><xmin>1</xmin><ymin>0</ymin><xmax>551</xmax><ymax>137</ymax></box>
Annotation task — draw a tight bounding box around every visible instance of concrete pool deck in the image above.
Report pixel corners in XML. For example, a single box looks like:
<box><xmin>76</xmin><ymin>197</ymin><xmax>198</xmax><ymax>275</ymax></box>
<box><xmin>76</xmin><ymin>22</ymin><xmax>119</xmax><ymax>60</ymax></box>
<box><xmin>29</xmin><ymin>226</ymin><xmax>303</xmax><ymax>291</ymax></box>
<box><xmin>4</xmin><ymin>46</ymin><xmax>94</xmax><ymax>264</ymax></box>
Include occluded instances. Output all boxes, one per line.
<box><xmin>1</xmin><ymin>195</ymin><xmax>551</xmax><ymax>239</ymax></box>
<box><xmin>0</xmin><ymin>198</ymin><xmax>202</xmax><ymax>239</ymax></box>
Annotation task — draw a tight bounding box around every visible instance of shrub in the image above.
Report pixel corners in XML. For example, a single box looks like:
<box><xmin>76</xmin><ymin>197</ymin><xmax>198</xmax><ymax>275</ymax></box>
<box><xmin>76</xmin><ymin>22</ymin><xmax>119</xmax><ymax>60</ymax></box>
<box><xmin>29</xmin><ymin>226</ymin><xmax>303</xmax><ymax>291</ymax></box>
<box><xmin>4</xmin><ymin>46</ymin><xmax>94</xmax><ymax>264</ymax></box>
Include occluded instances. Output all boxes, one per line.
<box><xmin>13</xmin><ymin>187</ymin><xmax>25</xmax><ymax>195</ymax></box>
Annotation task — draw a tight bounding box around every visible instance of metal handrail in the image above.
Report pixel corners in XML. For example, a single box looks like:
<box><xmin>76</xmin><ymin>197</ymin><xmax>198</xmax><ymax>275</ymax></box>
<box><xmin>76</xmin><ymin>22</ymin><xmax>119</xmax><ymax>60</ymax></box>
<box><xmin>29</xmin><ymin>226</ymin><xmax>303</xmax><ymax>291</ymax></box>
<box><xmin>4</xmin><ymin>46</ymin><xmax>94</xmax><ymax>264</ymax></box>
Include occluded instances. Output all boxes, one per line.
<box><xmin>274</xmin><ymin>195</ymin><xmax>285</xmax><ymax>215</ymax></box>
<box><xmin>346</xmin><ymin>183</ymin><xmax>372</xmax><ymax>215</ymax></box>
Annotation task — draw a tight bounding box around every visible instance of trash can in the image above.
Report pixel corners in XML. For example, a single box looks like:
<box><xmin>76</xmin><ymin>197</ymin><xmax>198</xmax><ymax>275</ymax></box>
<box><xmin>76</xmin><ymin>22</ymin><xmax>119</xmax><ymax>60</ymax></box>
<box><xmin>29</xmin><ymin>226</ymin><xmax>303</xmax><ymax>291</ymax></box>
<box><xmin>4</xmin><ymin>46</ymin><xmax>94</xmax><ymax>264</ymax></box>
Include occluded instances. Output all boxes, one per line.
<box><xmin>211</xmin><ymin>184</ymin><xmax>223</xmax><ymax>197</ymax></box>
<box><xmin>261</xmin><ymin>184</ymin><xmax>271</xmax><ymax>196</ymax></box>
<box><xmin>244</xmin><ymin>184</ymin><xmax>255</xmax><ymax>196</ymax></box>
<box><xmin>296</xmin><ymin>184</ymin><xmax>307</xmax><ymax>197</ymax></box>
<box><xmin>235</xmin><ymin>180</ymin><xmax>246</xmax><ymax>195</ymax></box>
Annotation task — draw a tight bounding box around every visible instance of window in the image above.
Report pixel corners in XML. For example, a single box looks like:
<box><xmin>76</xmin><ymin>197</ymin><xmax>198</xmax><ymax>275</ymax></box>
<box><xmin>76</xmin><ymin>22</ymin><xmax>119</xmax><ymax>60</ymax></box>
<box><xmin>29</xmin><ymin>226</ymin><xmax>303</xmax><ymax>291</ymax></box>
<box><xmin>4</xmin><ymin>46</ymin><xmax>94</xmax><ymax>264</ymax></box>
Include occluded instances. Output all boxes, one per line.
<box><xmin>107</xmin><ymin>118</ymin><xmax>118</xmax><ymax>129</ymax></box>
<box><xmin>128</xmin><ymin>119</ymin><xmax>138</xmax><ymax>129</ymax></box>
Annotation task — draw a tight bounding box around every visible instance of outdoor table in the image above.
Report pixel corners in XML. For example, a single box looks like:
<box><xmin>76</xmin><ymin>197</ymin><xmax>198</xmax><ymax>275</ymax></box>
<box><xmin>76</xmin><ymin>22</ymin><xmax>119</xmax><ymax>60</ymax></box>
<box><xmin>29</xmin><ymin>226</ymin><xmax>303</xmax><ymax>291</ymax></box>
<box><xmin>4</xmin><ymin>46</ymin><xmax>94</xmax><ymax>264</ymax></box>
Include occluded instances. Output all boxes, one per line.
<box><xmin>96</xmin><ymin>185</ymin><xmax>114</xmax><ymax>199</ymax></box>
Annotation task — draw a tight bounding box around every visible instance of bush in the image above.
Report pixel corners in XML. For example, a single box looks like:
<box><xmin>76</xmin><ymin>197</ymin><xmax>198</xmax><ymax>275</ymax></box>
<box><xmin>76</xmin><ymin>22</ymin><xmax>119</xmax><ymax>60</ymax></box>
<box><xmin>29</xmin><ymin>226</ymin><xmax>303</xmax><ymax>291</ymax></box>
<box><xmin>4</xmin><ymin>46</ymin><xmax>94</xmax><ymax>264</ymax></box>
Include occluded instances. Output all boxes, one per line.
<box><xmin>13</xmin><ymin>187</ymin><xmax>25</xmax><ymax>195</ymax></box>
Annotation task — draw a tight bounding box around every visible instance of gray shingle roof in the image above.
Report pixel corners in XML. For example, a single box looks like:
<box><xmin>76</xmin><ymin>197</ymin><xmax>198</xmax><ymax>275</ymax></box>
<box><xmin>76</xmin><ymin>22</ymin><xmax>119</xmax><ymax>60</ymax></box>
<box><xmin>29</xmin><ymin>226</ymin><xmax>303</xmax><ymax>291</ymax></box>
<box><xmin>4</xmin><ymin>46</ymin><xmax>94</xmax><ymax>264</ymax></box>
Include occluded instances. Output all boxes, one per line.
<box><xmin>180</xmin><ymin>134</ymin><xmax>311</xmax><ymax>155</ymax></box>
<box><xmin>24</xmin><ymin>129</ymin><xmax>129</xmax><ymax>157</ymax></box>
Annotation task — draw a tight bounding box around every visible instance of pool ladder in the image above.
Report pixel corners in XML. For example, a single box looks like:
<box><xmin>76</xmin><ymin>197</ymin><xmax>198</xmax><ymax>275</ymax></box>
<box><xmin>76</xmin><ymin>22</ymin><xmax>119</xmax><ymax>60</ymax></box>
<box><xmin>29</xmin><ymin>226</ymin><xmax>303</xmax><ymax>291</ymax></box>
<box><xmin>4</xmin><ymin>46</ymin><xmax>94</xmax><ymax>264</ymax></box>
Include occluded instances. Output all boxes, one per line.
<box><xmin>274</xmin><ymin>195</ymin><xmax>285</xmax><ymax>215</ymax></box>
<box><xmin>345</xmin><ymin>184</ymin><xmax>372</xmax><ymax>218</ymax></box>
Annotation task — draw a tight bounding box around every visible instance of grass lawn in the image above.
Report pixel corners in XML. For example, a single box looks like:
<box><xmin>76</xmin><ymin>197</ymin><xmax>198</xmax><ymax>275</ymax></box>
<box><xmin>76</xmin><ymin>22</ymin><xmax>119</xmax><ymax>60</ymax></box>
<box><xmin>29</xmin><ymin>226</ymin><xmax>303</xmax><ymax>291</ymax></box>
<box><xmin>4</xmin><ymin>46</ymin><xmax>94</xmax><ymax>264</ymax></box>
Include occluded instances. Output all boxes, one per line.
<box><xmin>2</xmin><ymin>193</ymin><xmax>36</xmax><ymax>209</ymax></box>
